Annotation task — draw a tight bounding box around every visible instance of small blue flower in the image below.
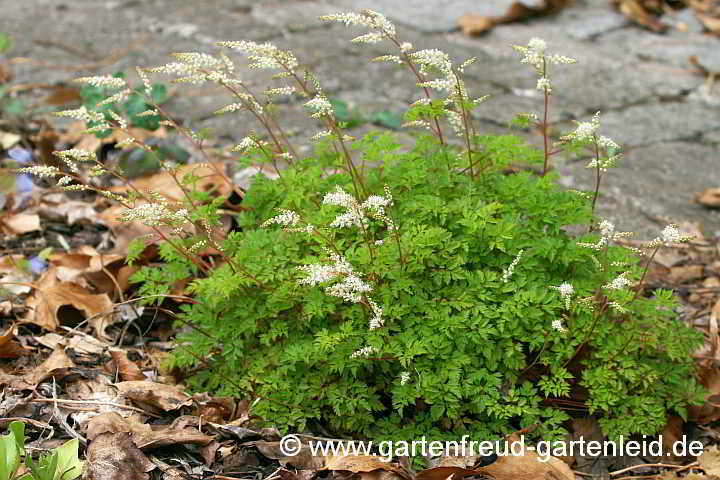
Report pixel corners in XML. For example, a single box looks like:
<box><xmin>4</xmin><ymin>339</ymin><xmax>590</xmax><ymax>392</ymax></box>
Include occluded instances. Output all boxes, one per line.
<box><xmin>28</xmin><ymin>256</ymin><xmax>47</xmax><ymax>275</ymax></box>
<box><xmin>8</xmin><ymin>146</ymin><xmax>32</xmax><ymax>164</ymax></box>
<box><xmin>14</xmin><ymin>173</ymin><xmax>33</xmax><ymax>193</ymax></box>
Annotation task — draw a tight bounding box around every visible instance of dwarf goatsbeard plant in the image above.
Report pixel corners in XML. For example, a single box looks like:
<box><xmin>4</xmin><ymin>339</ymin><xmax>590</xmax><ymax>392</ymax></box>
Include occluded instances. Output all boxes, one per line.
<box><xmin>21</xmin><ymin>9</ymin><xmax>705</xmax><ymax>445</ymax></box>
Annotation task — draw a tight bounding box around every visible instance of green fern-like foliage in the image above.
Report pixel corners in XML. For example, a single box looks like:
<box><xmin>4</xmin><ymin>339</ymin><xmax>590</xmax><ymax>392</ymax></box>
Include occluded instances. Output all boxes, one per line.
<box><xmin>143</xmin><ymin>130</ymin><xmax>703</xmax><ymax>443</ymax></box>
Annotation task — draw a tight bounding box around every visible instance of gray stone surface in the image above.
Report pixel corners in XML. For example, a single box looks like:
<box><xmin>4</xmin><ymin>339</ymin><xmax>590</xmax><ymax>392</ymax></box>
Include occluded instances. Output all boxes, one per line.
<box><xmin>593</xmin><ymin>102</ymin><xmax>719</xmax><ymax>147</ymax></box>
<box><xmin>2</xmin><ymin>0</ymin><xmax>720</xmax><ymax>237</ymax></box>
<box><xmin>559</xmin><ymin>142</ymin><xmax>720</xmax><ymax>238</ymax></box>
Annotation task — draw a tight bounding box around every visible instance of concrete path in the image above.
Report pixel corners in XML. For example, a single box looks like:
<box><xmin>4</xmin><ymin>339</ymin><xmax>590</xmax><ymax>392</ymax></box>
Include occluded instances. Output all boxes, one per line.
<box><xmin>4</xmin><ymin>0</ymin><xmax>719</xmax><ymax>238</ymax></box>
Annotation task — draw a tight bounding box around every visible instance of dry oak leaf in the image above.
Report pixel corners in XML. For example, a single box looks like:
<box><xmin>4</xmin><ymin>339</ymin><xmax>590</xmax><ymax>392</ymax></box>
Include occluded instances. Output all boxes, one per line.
<box><xmin>417</xmin><ymin>437</ymin><xmax>575</xmax><ymax>480</ymax></box>
<box><xmin>23</xmin><ymin>266</ymin><xmax>114</xmax><ymax>337</ymax></box>
<box><xmin>109</xmin><ymin>161</ymin><xmax>231</xmax><ymax>203</ymax></box>
<box><xmin>0</xmin><ymin>323</ymin><xmax>30</xmax><ymax>359</ymax></box>
<box><xmin>254</xmin><ymin>439</ymin><xmax>328</xmax><ymax>469</ymax></box>
<box><xmin>696</xmin><ymin>188</ymin><xmax>720</xmax><ymax>208</ymax></box>
<box><xmin>0</xmin><ymin>348</ymin><xmax>75</xmax><ymax>391</ymax></box>
<box><xmin>698</xmin><ymin>14</ymin><xmax>720</xmax><ymax>33</ymax></box>
<box><xmin>0</xmin><ymin>130</ymin><xmax>21</xmax><ymax>149</ymax></box>
<box><xmin>699</xmin><ymin>445</ymin><xmax>720</xmax><ymax>477</ymax></box>
<box><xmin>458</xmin><ymin>0</ymin><xmax>570</xmax><ymax>35</ymax></box>
<box><xmin>0</xmin><ymin>255</ymin><xmax>32</xmax><ymax>296</ymax></box>
<box><xmin>85</xmin><ymin>432</ymin><xmax>155</xmax><ymax>480</ymax></box>
<box><xmin>616</xmin><ymin>0</ymin><xmax>668</xmax><ymax>32</ymax></box>
<box><xmin>25</xmin><ymin>347</ymin><xmax>75</xmax><ymax>386</ymax></box>
<box><xmin>87</xmin><ymin>412</ymin><xmax>213</xmax><ymax>449</ymax></box>
<box><xmin>113</xmin><ymin>380</ymin><xmax>192</xmax><ymax>412</ymax></box>
<box><xmin>48</xmin><ymin>245</ymin><xmax>126</xmax><ymax>295</ymax></box>
<box><xmin>668</xmin><ymin>264</ymin><xmax>705</xmax><ymax>284</ymax></box>
<box><xmin>107</xmin><ymin>349</ymin><xmax>146</xmax><ymax>381</ymax></box>
<box><xmin>0</xmin><ymin>213</ymin><xmax>41</xmax><ymax>235</ymax></box>
<box><xmin>689</xmin><ymin>363</ymin><xmax>720</xmax><ymax>424</ymax></box>
<box><xmin>324</xmin><ymin>455</ymin><xmax>412</xmax><ymax>480</ymax></box>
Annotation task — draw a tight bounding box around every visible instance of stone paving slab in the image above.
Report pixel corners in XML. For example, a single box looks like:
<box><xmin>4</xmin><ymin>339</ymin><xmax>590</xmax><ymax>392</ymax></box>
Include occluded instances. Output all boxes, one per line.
<box><xmin>2</xmin><ymin>0</ymin><xmax>720</xmax><ymax>237</ymax></box>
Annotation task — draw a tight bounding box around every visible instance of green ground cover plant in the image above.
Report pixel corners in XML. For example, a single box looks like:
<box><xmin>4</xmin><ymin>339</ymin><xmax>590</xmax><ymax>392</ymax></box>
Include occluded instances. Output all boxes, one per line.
<box><xmin>0</xmin><ymin>421</ymin><xmax>83</xmax><ymax>480</ymax></box>
<box><xmin>19</xmin><ymin>10</ymin><xmax>706</xmax><ymax>448</ymax></box>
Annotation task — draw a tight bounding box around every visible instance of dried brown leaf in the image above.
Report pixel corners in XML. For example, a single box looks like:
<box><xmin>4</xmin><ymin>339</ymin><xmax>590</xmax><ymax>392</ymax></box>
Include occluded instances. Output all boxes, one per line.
<box><xmin>324</xmin><ymin>455</ymin><xmax>412</xmax><ymax>479</ymax></box>
<box><xmin>25</xmin><ymin>347</ymin><xmax>75</xmax><ymax>386</ymax></box>
<box><xmin>110</xmin><ymin>162</ymin><xmax>231</xmax><ymax>203</ymax></box>
<box><xmin>254</xmin><ymin>440</ymin><xmax>327</xmax><ymax>469</ymax></box>
<box><xmin>85</xmin><ymin>432</ymin><xmax>155</xmax><ymax>480</ymax></box>
<box><xmin>87</xmin><ymin>412</ymin><xmax>213</xmax><ymax>449</ymax></box>
<box><xmin>48</xmin><ymin>245</ymin><xmax>126</xmax><ymax>295</ymax></box>
<box><xmin>114</xmin><ymin>380</ymin><xmax>192</xmax><ymax>412</ymax></box>
<box><xmin>0</xmin><ymin>213</ymin><xmax>41</xmax><ymax>235</ymax></box>
<box><xmin>457</xmin><ymin>0</ymin><xmax>570</xmax><ymax>35</ymax></box>
<box><xmin>698</xmin><ymin>13</ymin><xmax>720</xmax><ymax>32</ymax></box>
<box><xmin>43</xmin><ymin>86</ymin><xmax>82</xmax><ymax>106</ymax></box>
<box><xmin>696</xmin><ymin>188</ymin><xmax>720</xmax><ymax>208</ymax></box>
<box><xmin>668</xmin><ymin>265</ymin><xmax>705</xmax><ymax>283</ymax></box>
<box><xmin>107</xmin><ymin>349</ymin><xmax>146</xmax><ymax>381</ymax></box>
<box><xmin>699</xmin><ymin>445</ymin><xmax>720</xmax><ymax>476</ymax></box>
<box><xmin>0</xmin><ymin>324</ymin><xmax>30</xmax><ymax>358</ymax></box>
<box><xmin>457</xmin><ymin>15</ymin><xmax>496</xmax><ymax>35</ymax></box>
<box><xmin>618</xmin><ymin>0</ymin><xmax>668</xmax><ymax>32</ymax></box>
<box><xmin>0</xmin><ymin>131</ymin><xmax>21</xmax><ymax>149</ymax></box>
<box><xmin>23</xmin><ymin>266</ymin><xmax>114</xmax><ymax>337</ymax></box>
<box><xmin>417</xmin><ymin>434</ymin><xmax>574</xmax><ymax>480</ymax></box>
<box><xmin>689</xmin><ymin>364</ymin><xmax>720</xmax><ymax>423</ymax></box>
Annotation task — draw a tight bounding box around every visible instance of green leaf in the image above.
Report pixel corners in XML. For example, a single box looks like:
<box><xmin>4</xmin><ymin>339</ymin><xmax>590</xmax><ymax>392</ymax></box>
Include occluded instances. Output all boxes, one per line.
<box><xmin>3</xmin><ymin>98</ymin><xmax>25</xmax><ymax>117</ymax></box>
<box><xmin>150</xmin><ymin>83</ymin><xmax>168</xmax><ymax>104</ymax></box>
<box><xmin>53</xmin><ymin>438</ymin><xmax>83</xmax><ymax>480</ymax></box>
<box><xmin>0</xmin><ymin>33</ymin><xmax>12</xmax><ymax>54</ymax></box>
<box><xmin>0</xmin><ymin>421</ymin><xmax>24</xmax><ymax>480</ymax></box>
<box><xmin>370</xmin><ymin>110</ymin><xmax>403</xmax><ymax>130</ymax></box>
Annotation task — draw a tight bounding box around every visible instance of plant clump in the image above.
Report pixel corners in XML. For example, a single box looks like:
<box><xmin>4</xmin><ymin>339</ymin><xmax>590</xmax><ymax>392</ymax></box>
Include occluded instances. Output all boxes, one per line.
<box><xmin>22</xmin><ymin>10</ymin><xmax>705</xmax><ymax>446</ymax></box>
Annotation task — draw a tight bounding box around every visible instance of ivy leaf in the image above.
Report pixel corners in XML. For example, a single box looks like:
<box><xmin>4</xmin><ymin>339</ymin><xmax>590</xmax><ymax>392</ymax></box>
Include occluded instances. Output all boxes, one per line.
<box><xmin>370</xmin><ymin>110</ymin><xmax>403</xmax><ymax>130</ymax></box>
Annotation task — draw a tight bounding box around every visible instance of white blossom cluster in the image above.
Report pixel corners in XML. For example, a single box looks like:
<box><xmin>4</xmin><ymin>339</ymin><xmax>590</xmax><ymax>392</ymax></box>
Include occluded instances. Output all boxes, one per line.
<box><xmin>322</xmin><ymin>186</ymin><xmax>395</xmax><ymax>230</ymax></box>
<box><xmin>603</xmin><ymin>272</ymin><xmax>632</xmax><ymax>291</ymax></box>
<box><xmin>297</xmin><ymin>252</ymin><xmax>386</xmax><ymax>334</ymax></box>
<box><xmin>297</xmin><ymin>253</ymin><xmax>371</xmax><ymax>303</ymax></box>
<box><xmin>412</xmin><ymin>49</ymin><xmax>456</xmax><ymax>94</ymax></box>
<box><xmin>15</xmin><ymin>165</ymin><xmax>61</xmax><ymax>179</ymax></box>
<box><xmin>368</xmin><ymin>299</ymin><xmax>384</xmax><ymax>330</ymax></box>
<box><xmin>372</xmin><ymin>55</ymin><xmax>402</xmax><ymax>64</ymax></box>
<box><xmin>232</xmin><ymin>136</ymin><xmax>265</xmax><ymax>152</ymax></box>
<box><xmin>320</xmin><ymin>10</ymin><xmax>396</xmax><ymax>44</ymax></box>
<box><xmin>305</xmin><ymin>95</ymin><xmax>334</xmax><ymax>119</ymax></box>
<box><xmin>148</xmin><ymin>51</ymin><xmax>238</xmax><ymax>86</ymax></box>
<box><xmin>646</xmin><ymin>224</ymin><xmax>693</xmax><ymax>248</ymax></box>
<box><xmin>559</xmin><ymin>112</ymin><xmax>620</xmax><ymax>156</ymax></box>
<box><xmin>350</xmin><ymin>345</ymin><xmax>377</xmax><ymax>358</ymax></box>
<box><xmin>264</xmin><ymin>86</ymin><xmax>296</xmax><ymax>97</ymax></box>
<box><xmin>217</xmin><ymin>40</ymin><xmax>299</xmax><ymax>72</ymax></box>
<box><xmin>117</xmin><ymin>202</ymin><xmax>188</xmax><ymax>228</ymax></box>
<box><xmin>136</xmin><ymin>67</ymin><xmax>152</xmax><ymax>95</ymax></box>
<box><xmin>502</xmin><ymin>249</ymin><xmax>524</xmax><ymax>283</ymax></box>
<box><xmin>551</xmin><ymin>319</ymin><xmax>568</xmax><ymax>333</ymax></box>
<box><xmin>53</xmin><ymin>148</ymin><xmax>96</xmax><ymax>174</ymax></box>
<box><xmin>409</xmin><ymin>50</ymin><xmax>486</xmax><ymax>137</ymax></box>
<box><xmin>54</xmin><ymin>106</ymin><xmax>106</xmax><ymax>124</ymax></box>
<box><xmin>577</xmin><ymin>220</ymin><xmax>632</xmax><ymax>250</ymax></box>
<box><xmin>608</xmin><ymin>301</ymin><xmax>628</xmax><ymax>313</ymax></box>
<box><xmin>74</xmin><ymin>75</ymin><xmax>127</xmax><ymax>89</ymax></box>
<box><xmin>551</xmin><ymin>282</ymin><xmax>574</xmax><ymax>309</ymax></box>
<box><xmin>512</xmin><ymin>37</ymin><xmax>576</xmax><ymax>93</ymax></box>
<box><xmin>261</xmin><ymin>209</ymin><xmax>300</xmax><ymax>228</ymax></box>
<box><xmin>399</xmin><ymin>371</ymin><xmax>411</xmax><ymax>385</ymax></box>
